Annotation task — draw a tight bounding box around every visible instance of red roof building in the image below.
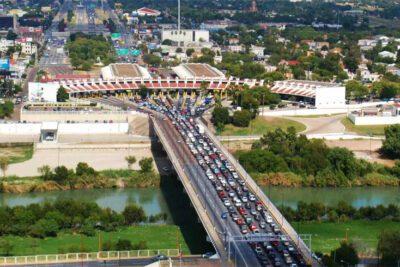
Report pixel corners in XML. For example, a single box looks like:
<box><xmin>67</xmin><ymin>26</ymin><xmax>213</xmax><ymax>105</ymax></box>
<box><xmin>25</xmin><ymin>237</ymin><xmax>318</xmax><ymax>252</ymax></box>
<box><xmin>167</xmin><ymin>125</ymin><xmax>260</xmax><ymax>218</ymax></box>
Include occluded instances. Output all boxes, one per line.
<box><xmin>137</xmin><ymin>7</ymin><xmax>161</xmax><ymax>16</ymax></box>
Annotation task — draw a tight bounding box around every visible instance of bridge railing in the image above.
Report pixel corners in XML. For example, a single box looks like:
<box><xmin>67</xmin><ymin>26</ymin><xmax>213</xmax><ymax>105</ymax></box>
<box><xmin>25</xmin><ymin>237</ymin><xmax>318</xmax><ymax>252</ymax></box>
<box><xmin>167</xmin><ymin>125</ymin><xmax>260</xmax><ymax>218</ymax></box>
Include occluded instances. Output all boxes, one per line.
<box><xmin>197</xmin><ymin>118</ymin><xmax>317</xmax><ymax>266</ymax></box>
<box><xmin>0</xmin><ymin>249</ymin><xmax>180</xmax><ymax>265</ymax></box>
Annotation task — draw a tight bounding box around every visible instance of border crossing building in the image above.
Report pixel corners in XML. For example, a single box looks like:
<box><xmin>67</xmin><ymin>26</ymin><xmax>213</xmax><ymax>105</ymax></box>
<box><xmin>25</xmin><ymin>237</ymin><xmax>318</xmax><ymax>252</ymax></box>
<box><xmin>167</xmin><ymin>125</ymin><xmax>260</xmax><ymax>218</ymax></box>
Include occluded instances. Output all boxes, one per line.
<box><xmin>271</xmin><ymin>80</ymin><xmax>345</xmax><ymax>108</ymax></box>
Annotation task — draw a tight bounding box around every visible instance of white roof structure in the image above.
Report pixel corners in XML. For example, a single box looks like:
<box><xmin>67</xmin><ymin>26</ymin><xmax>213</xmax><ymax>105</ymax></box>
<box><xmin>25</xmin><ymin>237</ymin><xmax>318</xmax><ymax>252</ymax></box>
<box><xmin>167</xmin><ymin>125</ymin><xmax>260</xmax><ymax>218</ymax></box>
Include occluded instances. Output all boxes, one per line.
<box><xmin>271</xmin><ymin>80</ymin><xmax>345</xmax><ymax>108</ymax></box>
<box><xmin>172</xmin><ymin>63</ymin><xmax>225</xmax><ymax>79</ymax></box>
<box><xmin>272</xmin><ymin>80</ymin><xmax>337</xmax><ymax>98</ymax></box>
<box><xmin>101</xmin><ymin>63</ymin><xmax>151</xmax><ymax>80</ymax></box>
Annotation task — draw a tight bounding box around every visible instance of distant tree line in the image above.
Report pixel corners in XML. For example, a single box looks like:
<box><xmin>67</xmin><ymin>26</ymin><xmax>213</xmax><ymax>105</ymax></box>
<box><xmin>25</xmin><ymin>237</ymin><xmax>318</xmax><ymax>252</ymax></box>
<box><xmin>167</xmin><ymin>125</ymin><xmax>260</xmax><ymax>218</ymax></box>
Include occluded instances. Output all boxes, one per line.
<box><xmin>280</xmin><ymin>201</ymin><xmax>400</xmax><ymax>222</ymax></box>
<box><xmin>0</xmin><ymin>200</ymin><xmax>166</xmax><ymax>239</ymax></box>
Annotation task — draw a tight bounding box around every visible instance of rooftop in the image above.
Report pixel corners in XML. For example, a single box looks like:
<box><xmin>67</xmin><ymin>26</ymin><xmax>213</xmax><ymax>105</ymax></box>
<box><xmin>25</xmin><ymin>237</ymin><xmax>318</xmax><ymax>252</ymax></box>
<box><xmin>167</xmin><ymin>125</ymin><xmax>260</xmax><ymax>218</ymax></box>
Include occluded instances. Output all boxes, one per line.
<box><xmin>172</xmin><ymin>63</ymin><xmax>225</xmax><ymax>79</ymax></box>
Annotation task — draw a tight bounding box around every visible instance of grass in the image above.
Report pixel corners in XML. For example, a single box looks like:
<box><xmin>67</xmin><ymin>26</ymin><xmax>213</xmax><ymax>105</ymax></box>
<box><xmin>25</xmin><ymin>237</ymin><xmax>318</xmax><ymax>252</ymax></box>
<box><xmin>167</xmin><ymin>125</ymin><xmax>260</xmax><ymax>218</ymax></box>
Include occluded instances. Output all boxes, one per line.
<box><xmin>296</xmin><ymin>220</ymin><xmax>400</xmax><ymax>254</ymax></box>
<box><xmin>220</xmin><ymin>117</ymin><xmax>306</xmax><ymax>136</ymax></box>
<box><xmin>341</xmin><ymin>118</ymin><xmax>387</xmax><ymax>136</ymax></box>
<box><xmin>4</xmin><ymin>225</ymin><xmax>190</xmax><ymax>256</ymax></box>
<box><xmin>0</xmin><ymin>144</ymin><xmax>34</xmax><ymax>164</ymax></box>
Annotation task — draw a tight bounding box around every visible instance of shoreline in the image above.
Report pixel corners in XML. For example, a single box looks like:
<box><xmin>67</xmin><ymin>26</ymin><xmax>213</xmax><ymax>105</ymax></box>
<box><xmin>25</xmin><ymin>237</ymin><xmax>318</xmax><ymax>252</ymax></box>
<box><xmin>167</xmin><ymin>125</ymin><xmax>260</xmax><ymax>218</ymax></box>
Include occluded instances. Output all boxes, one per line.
<box><xmin>1</xmin><ymin>171</ymin><xmax>398</xmax><ymax>195</ymax></box>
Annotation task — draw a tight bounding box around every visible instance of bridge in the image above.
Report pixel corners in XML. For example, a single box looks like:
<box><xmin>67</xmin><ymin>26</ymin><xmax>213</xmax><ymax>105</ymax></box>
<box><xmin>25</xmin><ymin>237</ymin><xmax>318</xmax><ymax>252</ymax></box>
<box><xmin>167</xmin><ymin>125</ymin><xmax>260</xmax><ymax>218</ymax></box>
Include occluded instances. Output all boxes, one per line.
<box><xmin>149</xmin><ymin>99</ymin><xmax>318</xmax><ymax>267</ymax></box>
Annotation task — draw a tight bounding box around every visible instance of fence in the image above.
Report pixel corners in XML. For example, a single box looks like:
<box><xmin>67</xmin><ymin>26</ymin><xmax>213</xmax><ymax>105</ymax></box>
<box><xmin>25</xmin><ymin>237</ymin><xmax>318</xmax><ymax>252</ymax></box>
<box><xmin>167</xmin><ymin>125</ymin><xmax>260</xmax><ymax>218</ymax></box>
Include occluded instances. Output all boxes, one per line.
<box><xmin>0</xmin><ymin>249</ymin><xmax>180</xmax><ymax>265</ymax></box>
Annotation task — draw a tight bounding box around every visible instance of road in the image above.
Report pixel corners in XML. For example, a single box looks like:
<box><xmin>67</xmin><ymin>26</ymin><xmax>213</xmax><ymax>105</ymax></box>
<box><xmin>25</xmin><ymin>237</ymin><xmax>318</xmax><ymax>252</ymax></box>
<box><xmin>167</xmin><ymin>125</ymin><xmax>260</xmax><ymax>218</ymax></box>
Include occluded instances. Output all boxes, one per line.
<box><xmin>287</xmin><ymin>114</ymin><xmax>346</xmax><ymax>134</ymax></box>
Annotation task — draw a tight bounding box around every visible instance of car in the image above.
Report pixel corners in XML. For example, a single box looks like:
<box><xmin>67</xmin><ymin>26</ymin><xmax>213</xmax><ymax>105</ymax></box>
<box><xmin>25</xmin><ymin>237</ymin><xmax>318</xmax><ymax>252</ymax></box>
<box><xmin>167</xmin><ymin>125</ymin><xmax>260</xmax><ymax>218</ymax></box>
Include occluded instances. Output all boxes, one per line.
<box><xmin>201</xmin><ymin>252</ymin><xmax>214</xmax><ymax>258</ymax></box>
<box><xmin>223</xmin><ymin>199</ymin><xmax>231</xmax><ymax>207</ymax></box>
<box><xmin>240</xmin><ymin>225</ymin><xmax>248</xmax><ymax>234</ymax></box>
<box><xmin>151</xmin><ymin>254</ymin><xmax>168</xmax><ymax>262</ymax></box>
<box><xmin>255</xmin><ymin>246</ymin><xmax>263</xmax><ymax>254</ymax></box>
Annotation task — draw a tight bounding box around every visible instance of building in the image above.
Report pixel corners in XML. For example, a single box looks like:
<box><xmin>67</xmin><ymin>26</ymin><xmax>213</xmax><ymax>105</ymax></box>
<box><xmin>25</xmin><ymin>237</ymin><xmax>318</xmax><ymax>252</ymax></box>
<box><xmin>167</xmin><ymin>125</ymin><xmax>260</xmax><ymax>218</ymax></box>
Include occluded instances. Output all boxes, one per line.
<box><xmin>271</xmin><ymin>80</ymin><xmax>345</xmax><ymax>108</ymax></box>
<box><xmin>250</xmin><ymin>45</ymin><xmax>264</xmax><ymax>58</ymax></box>
<box><xmin>172</xmin><ymin>63</ymin><xmax>225</xmax><ymax>79</ymax></box>
<box><xmin>28</xmin><ymin>82</ymin><xmax>60</xmax><ymax>102</ymax></box>
<box><xmin>136</xmin><ymin>7</ymin><xmax>160</xmax><ymax>17</ymax></box>
<box><xmin>0</xmin><ymin>38</ymin><xmax>14</xmax><ymax>53</ymax></box>
<box><xmin>16</xmin><ymin>38</ymin><xmax>37</xmax><ymax>55</ymax></box>
<box><xmin>0</xmin><ymin>15</ymin><xmax>17</xmax><ymax>32</ymax></box>
<box><xmin>101</xmin><ymin>63</ymin><xmax>151</xmax><ymax>80</ymax></box>
<box><xmin>379</xmin><ymin>51</ymin><xmax>397</xmax><ymax>60</ymax></box>
<box><xmin>200</xmin><ymin>19</ymin><xmax>234</xmax><ymax>31</ymax></box>
<box><xmin>161</xmin><ymin>29</ymin><xmax>209</xmax><ymax>46</ymax></box>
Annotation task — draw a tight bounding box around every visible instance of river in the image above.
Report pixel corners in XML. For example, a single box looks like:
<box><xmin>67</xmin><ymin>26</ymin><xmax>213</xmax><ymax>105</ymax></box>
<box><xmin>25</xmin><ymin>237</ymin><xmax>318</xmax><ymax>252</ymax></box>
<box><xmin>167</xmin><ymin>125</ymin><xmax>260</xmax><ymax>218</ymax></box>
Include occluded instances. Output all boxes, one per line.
<box><xmin>0</xmin><ymin>187</ymin><xmax>399</xmax><ymax>218</ymax></box>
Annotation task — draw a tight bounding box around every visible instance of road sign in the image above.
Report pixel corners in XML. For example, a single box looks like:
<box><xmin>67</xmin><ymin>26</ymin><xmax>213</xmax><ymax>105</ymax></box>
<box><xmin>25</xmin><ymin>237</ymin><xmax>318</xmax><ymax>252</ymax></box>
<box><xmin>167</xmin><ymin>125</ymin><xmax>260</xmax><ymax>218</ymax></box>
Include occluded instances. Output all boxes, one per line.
<box><xmin>0</xmin><ymin>59</ymin><xmax>10</xmax><ymax>70</ymax></box>
<box><xmin>131</xmin><ymin>50</ymin><xmax>141</xmax><ymax>56</ymax></box>
<box><xmin>111</xmin><ymin>32</ymin><xmax>121</xmax><ymax>40</ymax></box>
<box><xmin>117</xmin><ymin>48</ymin><xmax>129</xmax><ymax>56</ymax></box>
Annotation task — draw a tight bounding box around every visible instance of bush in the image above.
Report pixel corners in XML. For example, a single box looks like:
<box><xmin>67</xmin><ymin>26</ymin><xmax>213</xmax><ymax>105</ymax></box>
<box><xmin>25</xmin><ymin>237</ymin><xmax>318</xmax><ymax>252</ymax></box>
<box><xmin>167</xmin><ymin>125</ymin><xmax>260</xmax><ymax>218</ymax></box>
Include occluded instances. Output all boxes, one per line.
<box><xmin>378</xmin><ymin>230</ymin><xmax>400</xmax><ymax>266</ymax></box>
<box><xmin>139</xmin><ymin>158</ymin><xmax>153</xmax><ymax>173</ymax></box>
<box><xmin>115</xmin><ymin>239</ymin><xmax>132</xmax><ymax>251</ymax></box>
<box><xmin>122</xmin><ymin>204</ymin><xmax>146</xmax><ymax>224</ymax></box>
<box><xmin>232</xmin><ymin>110</ymin><xmax>252</xmax><ymax>127</ymax></box>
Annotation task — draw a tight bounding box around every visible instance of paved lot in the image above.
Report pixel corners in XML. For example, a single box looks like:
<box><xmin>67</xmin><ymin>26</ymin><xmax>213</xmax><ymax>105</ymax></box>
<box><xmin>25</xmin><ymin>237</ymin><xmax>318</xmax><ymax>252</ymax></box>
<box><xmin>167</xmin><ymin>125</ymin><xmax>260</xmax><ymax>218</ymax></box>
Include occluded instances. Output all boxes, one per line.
<box><xmin>287</xmin><ymin>114</ymin><xmax>346</xmax><ymax>134</ymax></box>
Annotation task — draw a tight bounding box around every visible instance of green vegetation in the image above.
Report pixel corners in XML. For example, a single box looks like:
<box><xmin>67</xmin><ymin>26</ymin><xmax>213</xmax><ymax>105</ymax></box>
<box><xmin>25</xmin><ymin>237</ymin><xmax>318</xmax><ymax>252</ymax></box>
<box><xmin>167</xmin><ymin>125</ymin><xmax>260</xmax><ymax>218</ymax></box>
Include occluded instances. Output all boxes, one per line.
<box><xmin>0</xmin><ymin>199</ymin><xmax>167</xmax><ymax>240</ymax></box>
<box><xmin>297</xmin><ymin>220</ymin><xmax>400</xmax><ymax>254</ymax></box>
<box><xmin>382</xmin><ymin>124</ymin><xmax>400</xmax><ymax>159</ymax></box>
<box><xmin>66</xmin><ymin>33</ymin><xmax>115</xmax><ymax>70</ymax></box>
<box><xmin>221</xmin><ymin>117</ymin><xmax>305</xmax><ymax>136</ymax></box>
<box><xmin>1</xmin><ymin>225</ymin><xmax>189</xmax><ymax>256</ymax></box>
<box><xmin>378</xmin><ymin>230</ymin><xmax>400</xmax><ymax>266</ymax></box>
<box><xmin>321</xmin><ymin>241</ymin><xmax>359</xmax><ymax>267</ymax></box>
<box><xmin>280</xmin><ymin>201</ymin><xmax>400</xmax><ymax>222</ymax></box>
<box><xmin>341</xmin><ymin>117</ymin><xmax>386</xmax><ymax>136</ymax></box>
<box><xmin>56</xmin><ymin>86</ymin><xmax>69</xmax><ymax>102</ymax></box>
<box><xmin>1</xmin><ymin>163</ymin><xmax>160</xmax><ymax>194</ymax></box>
<box><xmin>0</xmin><ymin>144</ymin><xmax>33</xmax><ymax>164</ymax></box>
<box><xmin>0</xmin><ymin>100</ymin><xmax>14</xmax><ymax>118</ymax></box>
<box><xmin>238</xmin><ymin>127</ymin><xmax>399</xmax><ymax>187</ymax></box>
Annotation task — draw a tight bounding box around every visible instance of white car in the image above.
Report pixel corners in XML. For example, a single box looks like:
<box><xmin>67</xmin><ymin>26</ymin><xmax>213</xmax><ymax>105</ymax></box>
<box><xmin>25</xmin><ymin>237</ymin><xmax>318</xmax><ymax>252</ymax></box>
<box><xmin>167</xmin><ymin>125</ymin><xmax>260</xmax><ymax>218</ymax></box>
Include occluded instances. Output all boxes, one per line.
<box><xmin>224</xmin><ymin>199</ymin><xmax>231</xmax><ymax>207</ymax></box>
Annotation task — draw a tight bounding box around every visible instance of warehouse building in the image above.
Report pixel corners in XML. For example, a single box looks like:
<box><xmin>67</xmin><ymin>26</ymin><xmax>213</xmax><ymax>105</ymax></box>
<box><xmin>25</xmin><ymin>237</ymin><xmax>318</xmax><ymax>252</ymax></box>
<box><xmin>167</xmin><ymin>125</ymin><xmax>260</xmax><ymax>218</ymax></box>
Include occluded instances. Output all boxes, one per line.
<box><xmin>161</xmin><ymin>29</ymin><xmax>209</xmax><ymax>46</ymax></box>
<box><xmin>271</xmin><ymin>80</ymin><xmax>345</xmax><ymax>108</ymax></box>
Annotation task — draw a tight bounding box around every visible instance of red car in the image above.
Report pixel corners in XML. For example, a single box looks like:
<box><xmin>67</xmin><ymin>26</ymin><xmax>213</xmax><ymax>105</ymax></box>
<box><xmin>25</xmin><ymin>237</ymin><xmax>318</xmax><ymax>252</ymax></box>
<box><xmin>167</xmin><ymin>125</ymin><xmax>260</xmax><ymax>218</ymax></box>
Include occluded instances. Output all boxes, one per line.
<box><xmin>218</xmin><ymin>191</ymin><xmax>225</xmax><ymax>198</ymax></box>
<box><xmin>236</xmin><ymin>218</ymin><xmax>244</xmax><ymax>225</ymax></box>
<box><xmin>250</xmin><ymin>223</ymin><xmax>257</xmax><ymax>231</ymax></box>
<box><xmin>238</xmin><ymin>207</ymin><xmax>246</xmax><ymax>215</ymax></box>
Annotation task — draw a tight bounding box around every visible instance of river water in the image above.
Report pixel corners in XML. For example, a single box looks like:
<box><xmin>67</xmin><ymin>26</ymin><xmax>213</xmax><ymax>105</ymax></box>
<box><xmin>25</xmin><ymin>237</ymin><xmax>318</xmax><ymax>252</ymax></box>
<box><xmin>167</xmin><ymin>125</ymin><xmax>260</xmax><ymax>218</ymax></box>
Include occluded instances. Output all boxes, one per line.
<box><xmin>0</xmin><ymin>187</ymin><xmax>399</xmax><ymax>218</ymax></box>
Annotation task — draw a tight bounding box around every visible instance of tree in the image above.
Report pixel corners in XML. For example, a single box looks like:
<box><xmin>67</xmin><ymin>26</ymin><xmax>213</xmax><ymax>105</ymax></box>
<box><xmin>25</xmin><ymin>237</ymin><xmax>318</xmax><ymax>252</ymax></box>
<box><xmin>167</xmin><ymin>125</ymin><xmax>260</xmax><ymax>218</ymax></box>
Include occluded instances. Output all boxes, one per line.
<box><xmin>38</xmin><ymin>165</ymin><xmax>52</xmax><ymax>180</ymax></box>
<box><xmin>212</xmin><ymin>106</ymin><xmax>230</xmax><ymax>126</ymax></box>
<box><xmin>139</xmin><ymin>158</ymin><xmax>153</xmax><ymax>173</ymax></box>
<box><xmin>138</xmin><ymin>85</ymin><xmax>148</xmax><ymax>99</ymax></box>
<box><xmin>6</xmin><ymin>30</ymin><xmax>17</xmax><ymax>41</ymax></box>
<box><xmin>186</xmin><ymin>48</ymin><xmax>195</xmax><ymax>57</ymax></box>
<box><xmin>81</xmin><ymin>61</ymin><xmax>92</xmax><ymax>71</ymax></box>
<box><xmin>378</xmin><ymin>230</ymin><xmax>400</xmax><ymax>266</ymax></box>
<box><xmin>125</xmin><ymin>156</ymin><xmax>136</xmax><ymax>169</ymax></box>
<box><xmin>57</xmin><ymin>86</ymin><xmax>69</xmax><ymax>102</ymax></box>
<box><xmin>0</xmin><ymin>157</ymin><xmax>8</xmax><ymax>177</ymax></box>
<box><xmin>176</xmin><ymin>47</ymin><xmax>183</xmax><ymax>53</ymax></box>
<box><xmin>122</xmin><ymin>204</ymin><xmax>146</xmax><ymax>224</ymax></box>
<box><xmin>382</xmin><ymin>125</ymin><xmax>400</xmax><ymax>159</ymax></box>
<box><xmin>345</xmin><ymin>80</ymin><xmax>368</xmax><ymax>99</ymax></box>
<box><xmin>30</xmin><ymin>219</ymin><xmax>59</xmax><ymax>238</ymax></box>
<box><xmin>232</xmin><ymin>110</ymin><xmax>252</xmax><ymax>127</ymax></box>
<box><xmin>53</xmin><ymin>166</ymin><xmax>71</xmax><ymax>185</ymax></box>
<box><xmin>161</xmin><ymin>39</ymin><xmax>172</xmax><ymax>45</ymax></box>
<box><xmin>330</xmin><ymin>241</ymin><xmax>359</xmax><ymax>266</ymax></box>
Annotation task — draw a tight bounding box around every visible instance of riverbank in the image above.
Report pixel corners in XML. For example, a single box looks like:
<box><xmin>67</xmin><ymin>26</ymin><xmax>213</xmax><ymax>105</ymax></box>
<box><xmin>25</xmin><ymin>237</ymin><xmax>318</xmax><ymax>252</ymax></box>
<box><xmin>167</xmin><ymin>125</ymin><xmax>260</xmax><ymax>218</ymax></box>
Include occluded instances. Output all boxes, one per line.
<box><xmin>1</xmin><ymin>169</ymin><xmax>161</xmax><ymax>194</ymax></box>
<box><xmin>1</xmin><ymin>225</ymin><xmax>190</xmax><ymax>256</ymax></box>
<box><xmin>252</xmin><ymin>171</ymin><xmax>400</xmax><ymax>187</ymax></box>
<box><xmin>297</xmin><ymin>220</ymin><xmax>400</xmax><ymax>255</ymax></box>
